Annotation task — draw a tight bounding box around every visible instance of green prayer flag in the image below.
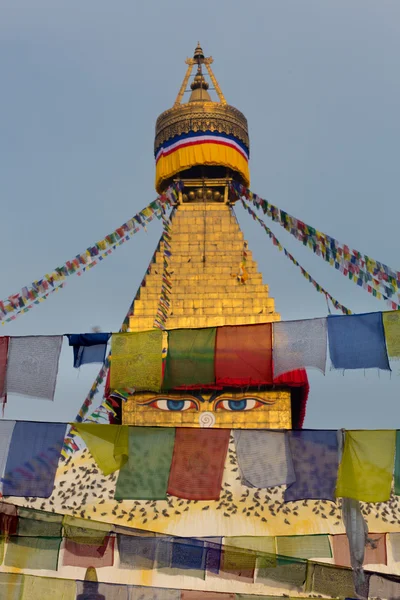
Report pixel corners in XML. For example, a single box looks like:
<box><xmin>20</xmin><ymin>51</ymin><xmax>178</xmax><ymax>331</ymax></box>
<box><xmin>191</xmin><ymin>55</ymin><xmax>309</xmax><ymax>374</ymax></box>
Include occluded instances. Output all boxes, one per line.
<box><xmin>395</xmin><ymin>430</ymin><xmax>400</xmax><ymax>495</ymax></box>
<box><xmin>163</xmin><ymin>328</ymin><xmax>216</xmax><ymax>389</ymax></box>
<box><xmin>115</xmin><ymin>427</ymin><xmax>175</xmax><ymax>500</ymax></box>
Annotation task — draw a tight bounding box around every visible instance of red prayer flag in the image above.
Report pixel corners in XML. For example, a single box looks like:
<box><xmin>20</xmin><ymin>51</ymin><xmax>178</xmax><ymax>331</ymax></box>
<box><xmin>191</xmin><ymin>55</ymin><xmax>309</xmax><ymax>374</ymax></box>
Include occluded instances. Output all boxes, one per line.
<box><xmin>167</xmin><ymin>429</ymin><xmax>230</xmax><ymax>500</ymax></box>
<box><xmin>62</xmin><ymin>535</ymin><xmax>115</xmax><ymax>568</ymax></box>
<box><xmin>215</xmin><ymin>324</ymin><xmax>272</xmax><ymax>386</ymax></box>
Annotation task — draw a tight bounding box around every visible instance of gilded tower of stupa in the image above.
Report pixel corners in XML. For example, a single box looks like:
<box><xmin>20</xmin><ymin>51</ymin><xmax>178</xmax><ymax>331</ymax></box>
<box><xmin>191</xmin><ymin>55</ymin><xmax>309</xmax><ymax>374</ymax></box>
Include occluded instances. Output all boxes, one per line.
<box><xmin>129</xmin><ymin>44</ymin><xmax>280</xmax><ymax>333</ymax></box>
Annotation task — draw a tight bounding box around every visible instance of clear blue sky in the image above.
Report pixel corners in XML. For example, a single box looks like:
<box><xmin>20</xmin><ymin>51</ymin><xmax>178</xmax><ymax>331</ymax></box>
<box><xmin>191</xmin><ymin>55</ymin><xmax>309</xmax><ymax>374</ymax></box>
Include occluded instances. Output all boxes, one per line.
<box><xmin>1</xmin><ymin>0</ymin><xmax>399</xmax><ymax>427</ymax></box>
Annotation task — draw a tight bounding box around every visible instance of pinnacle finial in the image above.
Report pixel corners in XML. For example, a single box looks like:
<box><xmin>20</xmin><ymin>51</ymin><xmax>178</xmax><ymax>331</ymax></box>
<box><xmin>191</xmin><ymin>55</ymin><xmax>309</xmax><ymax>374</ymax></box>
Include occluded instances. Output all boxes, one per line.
<box><xmin>194</xmin><ymin>43</ymin><xmax>205</xmax><ymax>61</ymax></box>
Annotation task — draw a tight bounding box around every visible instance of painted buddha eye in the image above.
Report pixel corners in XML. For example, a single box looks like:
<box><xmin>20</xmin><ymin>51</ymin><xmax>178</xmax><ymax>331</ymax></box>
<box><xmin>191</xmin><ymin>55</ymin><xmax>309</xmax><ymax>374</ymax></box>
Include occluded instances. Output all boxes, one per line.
<box><xmin>215</xmin><ymin>398</ymin><xmax>262</xmax><ymax>411</ymax></box>
<box><xmin>148</xmin><ymin>399</ymin><xmax>197</xmax><ymax>411</ymax></box>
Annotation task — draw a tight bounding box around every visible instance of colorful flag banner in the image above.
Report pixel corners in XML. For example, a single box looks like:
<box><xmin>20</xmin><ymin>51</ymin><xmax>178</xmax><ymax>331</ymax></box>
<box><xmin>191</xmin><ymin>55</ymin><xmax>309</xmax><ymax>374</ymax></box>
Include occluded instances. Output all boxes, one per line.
<box><xmin>240</xmin><ymin>199</ymin><xmax>351</xmax><ymax>315</ymax></box>
<box><xmin>0</xmin><ymin>190</ymin><xmax>177</xmax><ymax>323</ymax></box>
<box><xmin>233</xmin><ymin>181</ymin><xmax>400</xmax><ymax>310</ymax></box>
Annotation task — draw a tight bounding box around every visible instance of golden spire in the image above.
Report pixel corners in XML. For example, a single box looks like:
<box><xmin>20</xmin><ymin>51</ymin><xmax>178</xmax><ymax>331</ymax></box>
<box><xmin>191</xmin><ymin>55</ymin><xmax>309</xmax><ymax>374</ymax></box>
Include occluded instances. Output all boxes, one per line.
<box><xmin>174</xmin><ymin>43</ymin><xmax>226</xmax><ymax>106</ymax></box>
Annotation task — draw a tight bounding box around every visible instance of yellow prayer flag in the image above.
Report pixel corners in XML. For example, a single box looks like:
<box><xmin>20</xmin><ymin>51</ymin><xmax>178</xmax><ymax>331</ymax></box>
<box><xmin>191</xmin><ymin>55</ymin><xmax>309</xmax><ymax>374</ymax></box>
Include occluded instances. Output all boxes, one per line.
<box><xmin>21</xmin><ymin>575</ymin><xmax>76</xmax><ymax>600</ymax></box>
<box><xmin>383</xmin><ymin>311</ymin><xmax>400</xmax><ymax>359</ymax></box>
<box><xmin>74</xmin><ymin>424</ymin><xmax>128</xmax><ymax>476</ymax></box>
<box><xmin>336</xmin><ymin>430</ymin><xmax>396</xmax><ymax>502</ymax></box>
<box><xmin>110</xmin><ymin>331</ymin><xmax>163</xmax><ymax>392</ymax></box>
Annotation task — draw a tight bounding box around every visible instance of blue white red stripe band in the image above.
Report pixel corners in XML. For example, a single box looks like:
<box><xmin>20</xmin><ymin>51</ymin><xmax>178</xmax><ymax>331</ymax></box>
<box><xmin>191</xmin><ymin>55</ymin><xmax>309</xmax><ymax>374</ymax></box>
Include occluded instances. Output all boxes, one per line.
<box><xmin>155</xmin><ymin>130</ymin><xmax>249</xmax><ymax>163</ymax></box>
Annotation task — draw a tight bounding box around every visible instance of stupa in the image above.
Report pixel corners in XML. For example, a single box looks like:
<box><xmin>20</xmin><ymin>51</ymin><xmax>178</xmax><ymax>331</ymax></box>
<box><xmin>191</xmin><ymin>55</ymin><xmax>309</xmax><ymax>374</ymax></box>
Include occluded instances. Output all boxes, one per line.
<box><xmin>124</xmin><ymin>43</ymin><xmax>308</xmax><ymax>431</ymax></box>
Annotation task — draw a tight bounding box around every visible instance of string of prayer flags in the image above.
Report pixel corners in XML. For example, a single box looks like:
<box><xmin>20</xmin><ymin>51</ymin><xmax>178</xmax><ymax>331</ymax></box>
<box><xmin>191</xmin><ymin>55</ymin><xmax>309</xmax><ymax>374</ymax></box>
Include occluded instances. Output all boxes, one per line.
<box><xmin>273</xmin><ymin>318</ymin><xmax>327</xmax><ymax>377</ymax></box>
<box><xmin>240</xmin><ymin>199</ymin><xmax>351</xmax><ymax>315</ymax></box>
<box><xmin>216</xmin><ymin>324</ymin><xmax>273</xmax><ymax>386</ymax></box>
<box><xmin>327</xmin><ymin>312</ymin><xmax>390</xmax><ymax>370</ymax></box>
<box><xmin>284</xmin><ymin>430</ymin><xmax>339</xmax><ymax>502</ymax></box>
<box><xmin>154</xmin><ymin>206</ymin><xmax>175</xmax><ymax>329</ymax></box>
<box><xmin>233</xmin><ymin>430</ymin><xmax>295</xmax><ymax>488</ymax></box>
<box><xmin>62</xmin><ymin>535</ymin><xmax>115</xmax><ymax>569</ymax></box>
<box><xmin>67</xmin><ymin>333</ymin><xmax>111</xmax><ymax>368</ymax></box>
<box><xmin>5</xmin><ymin>335</ymin><xmax>62</xmax><ymax>400</ymax></box>
<box><xmin>111</xmin><ymin>330</ymin><xmax>163</xmax><ymax>392</ymax></box>
<box><xmin>163</xmin><ymin>328</ymin><xmax>216</xmax><ymax>389</ymax></box>
<box><xmin>383</xmin><ymin>310</ymin><xmax>400</xmax><ymax>359</ymax></box>
<box><xmin>2</xmin><ymin>421</ymin><xmax>66</xmax><ymax>497</ymax></box>
<box><xmin>115</xmin><ymin>427</ymin><xmax>175</xmax><ymax>500</ymax></box>
<box><xmin>234</xmin><ymin>182</ymin><xmax>400</xmax><ymax>310</ymax></box>
<box><xmin>4</xmin><ymin>536</ymin><xmax>62</xmax><ymax>571</ymax></box>
<box><xmin>336</xmin><ymin>430</ymin><xmax>396</xmax><ymax>502</ymax></box>
<box><xmin>73</xmin><ymin>423</ymin><xmax>128</xmax><ymax>476</ymax></box>
<box><xmin>0</xmin><ymin>192</ymin><xmax>173</xmax><ymax>324</ymax></box>
<box><xmin>167</xmin><ymin>428</ymin><xmax>230</xmax><ymax>500</ymax></box>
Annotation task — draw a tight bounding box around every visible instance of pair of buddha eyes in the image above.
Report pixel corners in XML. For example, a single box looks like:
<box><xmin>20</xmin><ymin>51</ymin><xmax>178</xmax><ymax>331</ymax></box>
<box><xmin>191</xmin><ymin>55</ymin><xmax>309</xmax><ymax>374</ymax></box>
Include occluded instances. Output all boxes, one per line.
<box><xmin>142</xmin><ymin>397</ymin><xmax>266</xmax><ymax>412</ymax></box>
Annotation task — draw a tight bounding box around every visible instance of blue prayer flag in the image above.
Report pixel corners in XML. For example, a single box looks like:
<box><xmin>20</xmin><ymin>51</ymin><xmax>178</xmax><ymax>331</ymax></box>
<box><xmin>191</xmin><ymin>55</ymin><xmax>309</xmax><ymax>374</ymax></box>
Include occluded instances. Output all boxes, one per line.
<box><xmin>327</xmin><ymin>312</ymin><xmax>390</xmax><ymax>370</ymax></box>
<box><xmin>67</xmin><ymin>333</ymin><xmax>111</xmax><ymax>368</ymax></box>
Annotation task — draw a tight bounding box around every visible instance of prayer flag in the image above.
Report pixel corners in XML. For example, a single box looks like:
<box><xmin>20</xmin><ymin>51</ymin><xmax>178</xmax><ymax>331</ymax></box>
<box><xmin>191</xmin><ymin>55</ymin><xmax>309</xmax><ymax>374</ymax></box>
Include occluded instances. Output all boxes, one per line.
<box><xmin>273</xmin><ymin>318</ymin><xmax>327</xmax><ymax>377</ymax></box>
<box><xmin>111</xmin><ymin>331</ymin><xmax>163</xmax><ymax>392</ymax></box>
<box><xmin>0</xmin><ymin>573</ymin><xmax>23</xmax><ymax>600</ymax></box>
<box><xmin>20</xmin><ymin>575</ymin><xmax>76</xmax><ymax>600</ymax></box>
<box><xmin>327</xmin><ymin>313</ymin><xmax>390</xmax><ymax>370</ymax></box>
<box><xmin>215</xmin><ymin>324</ymin><xmax>272</xmax><ymax>385</ymax></box>
<box><xmin>0</xmin><ymin>337</ymin><xmax>8</xmax><ymax>406</ymax></box>
<box><xmin>332</xmin><ymin>533</ymin><xmax>387</xmax><ymax>567</ymax></box>
<box><xmin>63</xmin><ymin>535</ymin><xmax>115</xmax><ymax>568</ymax></box>
<box><xmin>115</xmin><ymin>427</ymin><xmax>175</xmax><ymax>500</ymax></box>
<box><xmin>6</xmin><ymin>335</ymin><xmax>63</xmax><ymax>400</ymax></box>
<box><xmin>233</xmin><ymin>430</ymin><xmax>295</xmax><ymax>488</ymax></box>
<box><xmin>5</xmin><ymin>536</ymin><xmax>61</xmax><ymax>570</ymax></box>
<box><xmin>284</xmin><ymin>430</ymin><xmax>339</xmax><ymax>502</ymax></box>
<box><xmin>167</xmin><ymin>428</ymin><xmax>230</xmax><ymax>500</ymax></box>
<box><xmin>17</xmin><ymin>508</ymin><xmax>62</xmax><ymax>538</ymax></box>
<box><xmin>383</xmin><ymin>311</ymin><xmax>400</xmax><ymax>359</ymax></box>
<box><xmin>369</xmin><ymin>574</ymin><xmax>400</xmax><ymax>600</ymax></box>
<box><xmin>0</xmin><ymin>420</ymin><xmax>15</xmax><ymax>493</ymax></box>
<box><xmin>2</xmin><ymin>422</ymin><xmax>66</xmax><ymax>497</ymax></box>
<box><xmin>74</xmin><ymin>424</ymin><xmax>128</xmax><ymax>476</ymax></box>
<box><xmin>0</xmin><ymin>502</ymin><xmax>18</xmax><ymax>537</ymax></box>
<box><xmin>117</xmin><ymin>534</ymin><xmax>159</xmax><ymax>570</ymax></box>
<box><xmin>62</xmin><ymin>515</ymin><xmax>110</xmax><ymax>545</ymax></box>
<box><xmin>163</xmin><ymin>328</ymin><xmax>216</xmax><ymax>389</ymax></box>
<box><xmin>336</xmin><ymin>430</ymin><xmax>396</xmax><ymax>502</ymax></box>
<box><xmin>67</xmin><ymin>333</ymin><xmax>110</xmax><ymax>368</ymax></box>
<box><xmin>276</xmin><ymin>535</ymin><xmax>332</xmax><ymax>559</ymax></box>
<box><xmin>171</xmin><ymin>538</ymin><xmax>206</xmax><ymax>571</ymax></box>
